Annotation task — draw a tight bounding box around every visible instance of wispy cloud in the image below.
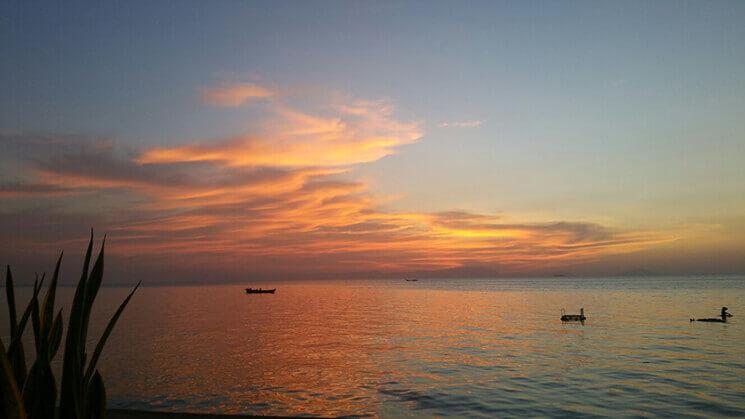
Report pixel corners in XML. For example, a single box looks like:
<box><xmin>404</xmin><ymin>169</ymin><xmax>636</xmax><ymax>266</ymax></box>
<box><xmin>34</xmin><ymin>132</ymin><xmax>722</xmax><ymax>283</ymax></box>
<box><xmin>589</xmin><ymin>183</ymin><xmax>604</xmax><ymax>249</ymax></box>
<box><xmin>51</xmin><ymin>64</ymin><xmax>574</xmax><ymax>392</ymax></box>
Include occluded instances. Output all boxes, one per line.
<box><xmin>139</xmin><ymin>101</ymin><xmax>422</xmax><ymax>167</ymax></box>
<box><xmin>201</xmin><ymin>82</ymin><xmax>275</xmax><ymax>107</ymax></box>
<box><xmin>0</xmin><ymin>181</ymin><xmax>78</xmax><ymax>197</ymax></box>
<box><xmin>438</xmin><ymin>120</ymin><xmax>482</xmax><ymax>129</ymax></box>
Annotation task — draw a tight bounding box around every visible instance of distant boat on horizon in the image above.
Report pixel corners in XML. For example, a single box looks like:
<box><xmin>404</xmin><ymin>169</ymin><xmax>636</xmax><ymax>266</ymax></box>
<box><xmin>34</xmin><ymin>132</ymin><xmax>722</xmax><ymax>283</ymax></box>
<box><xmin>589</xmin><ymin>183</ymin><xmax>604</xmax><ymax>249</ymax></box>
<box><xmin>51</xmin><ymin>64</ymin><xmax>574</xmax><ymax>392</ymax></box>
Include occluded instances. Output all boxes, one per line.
<box><xmin>245</xmin><ymin>288</ymin><xmax>276</xmax><ymax>294</ymax></box>
<box><xmin>561</xmin><ymin>307</ymin><xmax>586</xmax><ymax>322</ymax></box>
<box><xmin>405</xmin><ymin>278</ymin><xmax>418</xmax><ymax>282</ymax></box>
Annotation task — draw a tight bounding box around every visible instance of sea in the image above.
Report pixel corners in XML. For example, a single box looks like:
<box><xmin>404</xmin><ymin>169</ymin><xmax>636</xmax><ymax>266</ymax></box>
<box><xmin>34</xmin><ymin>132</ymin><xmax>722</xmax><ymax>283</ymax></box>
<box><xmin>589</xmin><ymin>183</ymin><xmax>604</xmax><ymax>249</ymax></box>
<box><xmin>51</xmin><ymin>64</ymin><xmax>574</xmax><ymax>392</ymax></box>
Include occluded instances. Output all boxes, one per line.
<box><xmin>2</xmin><ymin>276</ymin><xmax>745</xmax><ymax>417</ymax></box>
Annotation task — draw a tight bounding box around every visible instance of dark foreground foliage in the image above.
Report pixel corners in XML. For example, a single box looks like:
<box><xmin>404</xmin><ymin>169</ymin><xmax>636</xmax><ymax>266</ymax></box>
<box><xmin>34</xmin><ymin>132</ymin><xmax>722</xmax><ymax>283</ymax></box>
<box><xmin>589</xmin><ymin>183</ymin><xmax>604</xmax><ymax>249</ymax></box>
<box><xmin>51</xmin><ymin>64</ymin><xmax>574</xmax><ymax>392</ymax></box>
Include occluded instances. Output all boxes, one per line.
<box><xmin>1</xmin><ymin>232</ymin><xmax>140</xmax><ymax>419</ymax></box>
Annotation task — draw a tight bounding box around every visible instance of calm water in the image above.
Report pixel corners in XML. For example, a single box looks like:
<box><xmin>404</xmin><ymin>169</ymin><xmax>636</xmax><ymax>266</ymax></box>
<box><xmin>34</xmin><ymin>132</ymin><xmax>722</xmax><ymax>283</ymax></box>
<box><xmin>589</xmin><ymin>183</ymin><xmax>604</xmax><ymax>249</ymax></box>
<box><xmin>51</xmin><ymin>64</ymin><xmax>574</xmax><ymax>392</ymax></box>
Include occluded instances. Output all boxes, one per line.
<box><xmin>3</xmin><ymin>276</ymin><xmax>745</xmax><ymax>417</ymax></box>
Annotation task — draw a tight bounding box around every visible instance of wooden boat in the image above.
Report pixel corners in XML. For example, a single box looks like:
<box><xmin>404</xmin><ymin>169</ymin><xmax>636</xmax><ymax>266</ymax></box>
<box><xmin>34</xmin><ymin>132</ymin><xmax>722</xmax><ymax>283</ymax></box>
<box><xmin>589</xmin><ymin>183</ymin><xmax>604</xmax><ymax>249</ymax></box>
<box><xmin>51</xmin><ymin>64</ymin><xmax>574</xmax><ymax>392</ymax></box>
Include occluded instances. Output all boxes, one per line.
<box><xmin>692</xmin><ymin>317</ymin><xmax>727</xmax><ymax>323</ymax></box>
<box><xmin>561</xmin><ymin>307</ymin><xmax>586</xmax><ymax>322</ymax></box>
<box><xmin>245</xmin><ymin>288</ymin><xmax>276</xmax><ymax>294</ymax></box>
<box><xmin>691</xmin><ymin>307</ymin><xmax>731</xmax><ymax>322</ymax></box>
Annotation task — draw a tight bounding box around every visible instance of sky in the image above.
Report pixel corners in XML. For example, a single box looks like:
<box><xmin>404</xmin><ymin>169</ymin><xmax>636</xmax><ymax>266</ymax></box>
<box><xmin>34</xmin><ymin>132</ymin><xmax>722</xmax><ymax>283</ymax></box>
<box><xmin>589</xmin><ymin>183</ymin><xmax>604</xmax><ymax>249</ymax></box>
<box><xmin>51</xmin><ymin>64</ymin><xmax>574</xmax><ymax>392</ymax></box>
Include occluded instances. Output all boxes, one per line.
<box><xmin>1</xmin><ymin>1</ymin><xmax>744</xmax><ymax>284</ymax></box>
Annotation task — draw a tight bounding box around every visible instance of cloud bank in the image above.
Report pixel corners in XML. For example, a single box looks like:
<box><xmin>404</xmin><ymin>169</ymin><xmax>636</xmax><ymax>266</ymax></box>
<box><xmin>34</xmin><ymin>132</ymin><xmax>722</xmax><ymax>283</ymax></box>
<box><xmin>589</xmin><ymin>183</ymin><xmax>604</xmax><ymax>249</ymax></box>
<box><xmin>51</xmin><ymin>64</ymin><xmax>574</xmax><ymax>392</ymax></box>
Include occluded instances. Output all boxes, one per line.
<box><xmin>0</xmin><ymin>83</ymin><xmax>676</xmax><ymax>283</ymax></box>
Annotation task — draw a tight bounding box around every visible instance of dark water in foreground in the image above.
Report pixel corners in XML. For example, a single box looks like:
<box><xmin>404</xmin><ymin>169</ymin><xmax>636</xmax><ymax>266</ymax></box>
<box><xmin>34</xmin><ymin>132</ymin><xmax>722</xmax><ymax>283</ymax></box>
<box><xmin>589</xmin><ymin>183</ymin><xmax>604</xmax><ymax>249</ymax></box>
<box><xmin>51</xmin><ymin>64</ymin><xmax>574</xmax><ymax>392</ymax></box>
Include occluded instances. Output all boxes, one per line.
<box><xmin>3</xmin><ymin>276</ymin><xmax>745</xmax><ymax>417</ymax></box>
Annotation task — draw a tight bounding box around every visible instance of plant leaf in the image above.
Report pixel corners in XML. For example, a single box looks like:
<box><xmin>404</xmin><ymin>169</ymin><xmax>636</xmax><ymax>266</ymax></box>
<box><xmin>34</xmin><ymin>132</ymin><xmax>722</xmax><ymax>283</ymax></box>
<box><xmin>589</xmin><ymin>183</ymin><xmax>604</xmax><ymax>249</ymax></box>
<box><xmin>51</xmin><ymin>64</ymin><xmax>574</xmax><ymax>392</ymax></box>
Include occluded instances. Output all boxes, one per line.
<box><xmin>7</xmin><ymin>288</ymin><xmax>38</xmax><ymax>350</ymax></box>
<box><xmin>0</xmin><ymin>337</ymin><xmax>26</xmax><ymax>419</ymax></box>
<box><xmin>4</xmin><ymin>266</ymin><xmax>27</xmax><ymax>392</ymax></box>
<box><xmin>30</xmin><ymin>287</ymin><xmax>43</xmax><ymax>358</ymax></box>
<box><xmin>81</xmin><ymin>229</ymin><xmax>94</xmax><ymax>283</ymax></box>
<box><xmin>8</xmin><ymin>278</ymin><xmax>44</xmax><ymax>383</ymax></box>
<box><xmin>21</xmin><ymin>358</ymin><xmax>56</xmax><ymax>419</ymax></box>
<box><xmin>49</xmin><ymin>310</ymin><xmax>64</xmax><ymax>360</ymax></box>
<box><xmin>87</xmin><ymin>370</ymin><xmax>106</xmax><ymax>419</ymax></box>
<box><xmin>8</xmin><ymin>344</ymin><xmax>26</xmax><ymax>394</ymax></box>
<box><xmin>34</xmin><ymin>273</ymin><xmax>45</xmax><ymax>296</ymax></box>
<box><xmin>59</xmin><ymin>231</ymin><xmax>94</xmax><ymax>419</ymax></box>
<box><xmin>40</xmin><ymin>252</ymin><xmax>63</xmax><ymax>340</ymax></box>
<box><xmin>84</xmin><ymin>281</ymin><xmax>140</xmax><ymax>383</ymax></box>
<box><xmin>5</xmin><ymin>266</ymin><xmax>18</xmax><ymax>336</ymax></box>
<box><xmin>81</xmin><ymin>236</ymin><xmax>105</xmax><ymax>351</ymax></box>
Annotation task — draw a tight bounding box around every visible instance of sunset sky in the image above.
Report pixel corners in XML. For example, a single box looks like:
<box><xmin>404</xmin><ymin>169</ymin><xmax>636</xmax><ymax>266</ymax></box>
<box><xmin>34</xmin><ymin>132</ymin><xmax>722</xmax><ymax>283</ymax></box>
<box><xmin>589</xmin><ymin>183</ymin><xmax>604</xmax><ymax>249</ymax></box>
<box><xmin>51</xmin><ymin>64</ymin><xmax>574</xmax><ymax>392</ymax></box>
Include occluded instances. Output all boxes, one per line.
<box><xmin>2</xmin><ymin>1</ymin><xmax>744</xmax><ymax>283</ymax></box>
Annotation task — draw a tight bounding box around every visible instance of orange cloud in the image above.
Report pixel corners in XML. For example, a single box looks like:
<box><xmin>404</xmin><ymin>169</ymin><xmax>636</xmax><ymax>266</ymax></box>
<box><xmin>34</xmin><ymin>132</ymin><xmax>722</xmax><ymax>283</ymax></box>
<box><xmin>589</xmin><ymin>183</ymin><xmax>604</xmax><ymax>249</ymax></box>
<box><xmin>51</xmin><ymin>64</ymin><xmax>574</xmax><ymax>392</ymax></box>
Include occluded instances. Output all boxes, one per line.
<box><xmin>201</xmin><ymin>82</ymin><xmax>275</xmax><ymax>107</ymax></box>
<box><xmin>139</xmin><ymin>101</ymin><xmax>422</xmax><ymax>167</ymax></box>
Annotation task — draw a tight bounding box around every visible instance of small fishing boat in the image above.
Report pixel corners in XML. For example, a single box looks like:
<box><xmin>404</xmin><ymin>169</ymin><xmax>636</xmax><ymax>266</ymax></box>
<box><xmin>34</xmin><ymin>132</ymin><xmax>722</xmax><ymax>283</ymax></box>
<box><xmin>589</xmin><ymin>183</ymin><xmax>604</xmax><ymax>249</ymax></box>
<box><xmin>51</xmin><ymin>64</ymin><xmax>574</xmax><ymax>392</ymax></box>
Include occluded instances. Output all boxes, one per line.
<box><xmin>561</xmin><ymin>307</ymin><xmax>586</xmax><ymax>322</ymax></box>
<box><xmin>405</xmin><ymin>278</ymin><xmax>418</xmax><ymax>282</ymax></box>
<box><xmin>245</xmin><ymin>288</ymin><xmax>276</xmax><ymax>294</ymax></box>
<box><xmin>691</xmin><ymin>307</ymin><xmax>731</xmax><ymax>323</ymax></box>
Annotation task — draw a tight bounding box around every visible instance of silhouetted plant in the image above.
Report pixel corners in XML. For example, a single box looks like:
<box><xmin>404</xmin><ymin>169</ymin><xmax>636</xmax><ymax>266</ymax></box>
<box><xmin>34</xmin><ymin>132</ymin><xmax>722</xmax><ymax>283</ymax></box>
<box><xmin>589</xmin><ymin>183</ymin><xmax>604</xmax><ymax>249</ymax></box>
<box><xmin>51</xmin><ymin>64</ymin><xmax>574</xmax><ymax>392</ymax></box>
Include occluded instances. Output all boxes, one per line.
<box><xmin>1</xmin><ymin>231</ymin><xmax>139</xmax><ymax>419</ymax></box>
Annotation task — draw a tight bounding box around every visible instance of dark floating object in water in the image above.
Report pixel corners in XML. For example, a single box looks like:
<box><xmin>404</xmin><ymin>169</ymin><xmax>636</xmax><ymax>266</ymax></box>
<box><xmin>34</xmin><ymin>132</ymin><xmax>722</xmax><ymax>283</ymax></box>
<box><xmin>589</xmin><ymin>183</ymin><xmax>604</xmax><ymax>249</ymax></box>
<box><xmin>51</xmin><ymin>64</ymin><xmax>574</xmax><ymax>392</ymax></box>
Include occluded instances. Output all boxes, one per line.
<box><xmin>561</xmin><ymin>307</ymin><xmax>586</xmax><ymax>322</ymax></box>
<box><xmin>405</xmin><ymin>278</ymin><xmax>418</xmax><ymax>282</ymax></box>
<box><xmin>691</xmin><ymin>307</ymin><xmax>732</xmax><ymax>323</ymax></box>
<box><xmin>245</xmin><ymin>288</ymin><xmax>276</xmax><ymax>294</ymax></box>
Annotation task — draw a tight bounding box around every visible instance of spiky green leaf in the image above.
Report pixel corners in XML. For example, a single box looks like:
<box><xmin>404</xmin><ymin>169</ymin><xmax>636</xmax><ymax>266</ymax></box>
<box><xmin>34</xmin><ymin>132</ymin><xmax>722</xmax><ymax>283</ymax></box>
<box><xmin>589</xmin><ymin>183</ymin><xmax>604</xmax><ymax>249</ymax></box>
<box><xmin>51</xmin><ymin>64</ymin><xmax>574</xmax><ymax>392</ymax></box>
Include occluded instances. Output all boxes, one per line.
<box><xmin>4</xmin><ymin>266</ymin><xmax>27</xmax><ymax>391</ymax></box>
<box><xmin>8</xmin><ymin>278</ymin><xmax>44</xmax><ymax>383</ymax></box>
<box><xmin>49</xmin><ymin>310</ymin><xmax>64</xmax><ymax>360</ymax></box>
<box><xmin>40</xmin><ymin>252</ymin><xmax>63</xmax><ymax>339</ymax></box>
<box><xmin>81</xmin><ymin>229</ymin><xmax>94</xmax><ymax>283</ymax></box>
<box><xmin>87</xmin><ymin>370</ymin><xmax>107</xmax><ymax>419</ymax></box>
<box><xmin>85</xmin><ymin>281</ymin><xmax>140</xmax><ymax>383</ymax></box>
<box><xmin>5</xmin><ymin>266</ymin><xmax>18</xmax><ymax>335</ymax></box>
<box><xmin>30</xmin><ymin>289</ymin><xmax>43</xmax><ymax>358</ymax></box>
<box><xmin>0</xmin><ymin>338</ymin><xmax>26</xmax><ymax>419</ymax></box>
<box><xmin>21</xmin><ymin>359</ymin><xmax>56</xmax><ymax>419</ymax></box>
<box><xmin>59</xmin><ymin>231</ymin><xmax>95</xmax><ymax>419</ymax></box>
<box><xmin>81</xmin><ymin>236</ymin><xmax>105</xmax><ymax>350</ymax></box>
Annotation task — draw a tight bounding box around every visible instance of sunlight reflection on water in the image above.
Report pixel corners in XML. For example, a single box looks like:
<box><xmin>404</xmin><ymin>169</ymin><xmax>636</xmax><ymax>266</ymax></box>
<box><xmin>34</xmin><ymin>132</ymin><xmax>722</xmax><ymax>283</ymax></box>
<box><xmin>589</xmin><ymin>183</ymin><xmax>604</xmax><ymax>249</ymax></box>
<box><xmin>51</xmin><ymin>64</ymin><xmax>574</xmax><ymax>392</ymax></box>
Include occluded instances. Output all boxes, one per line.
<box><xmin>3</xmin><ymin>276</ymin><xmax>745</xmax><ymax>417</ymax></box>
